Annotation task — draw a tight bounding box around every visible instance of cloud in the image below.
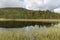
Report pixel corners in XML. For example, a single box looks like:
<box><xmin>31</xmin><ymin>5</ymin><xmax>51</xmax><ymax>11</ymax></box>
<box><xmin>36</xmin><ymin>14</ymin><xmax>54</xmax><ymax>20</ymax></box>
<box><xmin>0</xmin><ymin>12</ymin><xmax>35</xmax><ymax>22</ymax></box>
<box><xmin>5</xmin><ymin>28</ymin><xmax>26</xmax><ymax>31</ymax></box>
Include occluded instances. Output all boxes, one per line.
<box><xmin>0</xmin><ymin>0</ymin><xmax>60</xmax><ymax>12</ymax></box>
<box><xmin>24</xmin><ymin>0</ymin><xmax>44</xmax><ymax>10</ymax></box>
<box><xmin>0</xmin><ymin>0</ymin><xmax>24</xmax><ymax>7</ymax></box>
<box><xmin>54</xmin><ymin>8</ymin><xmax>60</xmax><ymax>13</ymax></box>
<box><xmin>23</xmin><ymin>0</ymin><xmax>60</xmax><ymax>11</ymax></box>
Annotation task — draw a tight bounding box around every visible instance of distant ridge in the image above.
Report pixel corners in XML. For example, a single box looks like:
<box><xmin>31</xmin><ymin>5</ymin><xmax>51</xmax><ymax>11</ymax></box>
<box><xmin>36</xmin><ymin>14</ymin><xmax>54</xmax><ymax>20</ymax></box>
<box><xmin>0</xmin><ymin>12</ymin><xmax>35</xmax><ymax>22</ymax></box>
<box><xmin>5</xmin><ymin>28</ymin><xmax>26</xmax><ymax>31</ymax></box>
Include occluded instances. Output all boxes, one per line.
<box><xmin>0</xmin><ymin>8</ymin><xmax>60</xmax><ymax>19</ymax></box>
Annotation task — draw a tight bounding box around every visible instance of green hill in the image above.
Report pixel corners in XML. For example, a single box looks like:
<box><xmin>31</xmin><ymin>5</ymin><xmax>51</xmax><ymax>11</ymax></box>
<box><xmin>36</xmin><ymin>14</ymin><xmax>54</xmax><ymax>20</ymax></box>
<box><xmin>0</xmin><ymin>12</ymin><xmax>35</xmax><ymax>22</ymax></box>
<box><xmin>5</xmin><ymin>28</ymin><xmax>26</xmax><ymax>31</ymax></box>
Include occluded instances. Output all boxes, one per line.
<box><xmin>0</xmin><ymin>8</ymin><xmax>60</xmax><ymax>19</ymax></box>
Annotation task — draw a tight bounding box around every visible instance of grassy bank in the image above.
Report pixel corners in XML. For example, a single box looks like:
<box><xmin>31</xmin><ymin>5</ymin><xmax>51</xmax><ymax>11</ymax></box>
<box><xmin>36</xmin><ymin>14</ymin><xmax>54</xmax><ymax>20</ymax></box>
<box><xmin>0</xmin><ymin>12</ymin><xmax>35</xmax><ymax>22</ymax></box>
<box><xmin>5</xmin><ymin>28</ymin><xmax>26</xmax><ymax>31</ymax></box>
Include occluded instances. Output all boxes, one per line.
<box><xmin>0</xmin><ymin>24</ymin><xmax>60</xmax><ymax>40</ymax></box>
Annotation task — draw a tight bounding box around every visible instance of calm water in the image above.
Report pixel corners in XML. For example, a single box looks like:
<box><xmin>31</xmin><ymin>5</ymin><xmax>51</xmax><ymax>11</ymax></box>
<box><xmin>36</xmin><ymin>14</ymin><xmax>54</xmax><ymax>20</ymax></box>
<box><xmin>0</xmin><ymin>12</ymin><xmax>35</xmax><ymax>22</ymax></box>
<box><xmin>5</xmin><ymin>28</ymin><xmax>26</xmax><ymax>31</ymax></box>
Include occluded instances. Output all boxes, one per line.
<box><xmin>0</xmin><ymin>23</ymin><xmax>59</xmax><ymax>32</ymax></box>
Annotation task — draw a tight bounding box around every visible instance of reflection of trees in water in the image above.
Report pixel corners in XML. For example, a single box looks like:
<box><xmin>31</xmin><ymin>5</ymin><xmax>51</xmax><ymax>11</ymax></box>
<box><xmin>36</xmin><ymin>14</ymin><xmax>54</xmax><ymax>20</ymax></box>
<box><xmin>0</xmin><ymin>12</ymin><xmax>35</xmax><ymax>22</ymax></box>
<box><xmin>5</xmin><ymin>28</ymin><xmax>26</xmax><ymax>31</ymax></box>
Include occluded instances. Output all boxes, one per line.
<box><xmin>0</xmin><ymin>21</ymin><xmax>58</xmax><ymax>28</ymax></box>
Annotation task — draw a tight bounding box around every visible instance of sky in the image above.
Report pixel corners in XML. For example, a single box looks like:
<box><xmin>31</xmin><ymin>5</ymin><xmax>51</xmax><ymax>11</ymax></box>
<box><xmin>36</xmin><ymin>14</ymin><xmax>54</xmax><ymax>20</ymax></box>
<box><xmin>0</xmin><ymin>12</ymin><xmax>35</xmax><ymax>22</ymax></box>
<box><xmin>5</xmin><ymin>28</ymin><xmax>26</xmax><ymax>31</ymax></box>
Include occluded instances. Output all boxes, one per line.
<box><xmin>0</xmin><ymin>0</ymin><xmax>60</xmax><ymax>13</ymax></box>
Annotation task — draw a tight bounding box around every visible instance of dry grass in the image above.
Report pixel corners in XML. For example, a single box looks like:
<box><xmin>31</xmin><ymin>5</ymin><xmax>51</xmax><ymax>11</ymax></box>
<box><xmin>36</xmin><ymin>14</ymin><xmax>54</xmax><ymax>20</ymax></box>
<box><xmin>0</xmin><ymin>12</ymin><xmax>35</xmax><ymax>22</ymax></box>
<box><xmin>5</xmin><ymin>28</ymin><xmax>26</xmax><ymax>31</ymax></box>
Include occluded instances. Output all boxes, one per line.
<box><xmin>0</xmin><ymin>19</ymin><xmax>60</xmax><ymax>22</ymax></box>
<box><xmin>0</xmin><ymin>24</ymin><xmax>60</xmax><ymax>40</ymax></box>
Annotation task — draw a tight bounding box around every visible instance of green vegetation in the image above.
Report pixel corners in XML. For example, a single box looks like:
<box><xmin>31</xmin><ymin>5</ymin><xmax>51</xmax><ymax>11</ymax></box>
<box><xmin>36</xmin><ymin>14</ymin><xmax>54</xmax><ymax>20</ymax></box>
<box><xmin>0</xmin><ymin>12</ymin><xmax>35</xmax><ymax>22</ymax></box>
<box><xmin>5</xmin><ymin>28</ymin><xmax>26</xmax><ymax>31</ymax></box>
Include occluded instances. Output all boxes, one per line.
<box><xmin>0</xmin><ymin>8</ymin><xmax>60</xmax><ymax>19</ymax></box>
<box><xmin>0</xmin><ymin>25</ymin><xmax>60</xmax><ymax>40</ymax></box>
<box><xmin>0</xmin><ymin>8</ymin><xmax>59</xmax><ymax>40</ymax></box>
<box><xmin>0</xmin><ymin>8</ymin><xmax>59</xmax><ymax>27</ymax></box>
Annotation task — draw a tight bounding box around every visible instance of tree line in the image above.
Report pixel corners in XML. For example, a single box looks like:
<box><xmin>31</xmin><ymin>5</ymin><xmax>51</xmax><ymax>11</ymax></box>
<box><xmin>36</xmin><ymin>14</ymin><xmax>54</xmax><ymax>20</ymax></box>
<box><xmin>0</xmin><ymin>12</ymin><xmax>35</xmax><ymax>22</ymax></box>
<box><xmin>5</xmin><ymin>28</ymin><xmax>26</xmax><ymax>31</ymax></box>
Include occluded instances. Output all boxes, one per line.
<box><xmin>0</xmin><ymin>8</ymin><xmax>60</xmax><ymax>19</ymax></box>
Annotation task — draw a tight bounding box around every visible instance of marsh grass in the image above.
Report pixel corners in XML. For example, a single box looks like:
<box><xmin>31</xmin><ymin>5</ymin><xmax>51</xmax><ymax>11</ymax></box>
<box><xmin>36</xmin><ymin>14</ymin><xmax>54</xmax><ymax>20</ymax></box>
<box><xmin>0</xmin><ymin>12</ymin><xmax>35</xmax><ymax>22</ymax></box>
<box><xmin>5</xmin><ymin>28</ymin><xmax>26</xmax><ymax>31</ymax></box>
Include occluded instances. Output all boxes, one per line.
<box><xmin>0</xmin><ymin>24</ymin><xmax>60</xmax><ymax>40</ymax></box>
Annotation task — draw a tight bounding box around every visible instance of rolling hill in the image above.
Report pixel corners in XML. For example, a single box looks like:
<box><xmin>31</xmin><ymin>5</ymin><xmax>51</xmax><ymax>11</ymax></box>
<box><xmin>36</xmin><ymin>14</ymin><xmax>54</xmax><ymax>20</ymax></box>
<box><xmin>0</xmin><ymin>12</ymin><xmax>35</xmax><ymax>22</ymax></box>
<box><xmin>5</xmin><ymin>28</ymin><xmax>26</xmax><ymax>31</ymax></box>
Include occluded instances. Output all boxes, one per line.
<box><xmin>0</xmin><ymin>8</ymin><xmax>60</xmax><ymax>19</ymax></box>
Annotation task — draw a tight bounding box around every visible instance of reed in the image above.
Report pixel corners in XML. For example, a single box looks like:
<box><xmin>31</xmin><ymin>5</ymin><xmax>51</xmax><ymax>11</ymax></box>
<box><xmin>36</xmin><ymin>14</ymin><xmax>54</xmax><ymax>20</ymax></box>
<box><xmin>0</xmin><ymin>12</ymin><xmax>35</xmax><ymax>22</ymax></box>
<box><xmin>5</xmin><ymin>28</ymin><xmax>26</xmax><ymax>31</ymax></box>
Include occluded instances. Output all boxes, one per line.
<box><xmin>0</xmin><ymin>24</ymin><xmax>60</xmax><ymax>40</ymax></box>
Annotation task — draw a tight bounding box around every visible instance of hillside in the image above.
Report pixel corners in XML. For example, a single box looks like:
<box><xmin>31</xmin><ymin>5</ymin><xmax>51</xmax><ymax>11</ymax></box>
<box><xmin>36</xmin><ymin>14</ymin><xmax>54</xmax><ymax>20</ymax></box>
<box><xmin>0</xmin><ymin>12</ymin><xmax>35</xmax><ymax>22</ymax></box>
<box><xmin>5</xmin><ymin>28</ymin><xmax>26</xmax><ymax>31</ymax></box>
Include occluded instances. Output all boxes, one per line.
<box><xmin>0</xmin><ymin>8</ymin><xmax>60</xmax><ymax>19</ymax></box>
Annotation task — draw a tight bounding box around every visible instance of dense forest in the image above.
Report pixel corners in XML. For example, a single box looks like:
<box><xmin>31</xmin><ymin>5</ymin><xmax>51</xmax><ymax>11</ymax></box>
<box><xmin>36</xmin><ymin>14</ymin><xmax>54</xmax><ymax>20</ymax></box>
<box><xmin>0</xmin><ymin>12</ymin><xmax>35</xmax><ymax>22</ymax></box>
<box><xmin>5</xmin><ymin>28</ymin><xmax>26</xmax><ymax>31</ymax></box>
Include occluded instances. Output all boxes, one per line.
<box><xmin>0</xmin><ymin>8</ymin><xmax>60</xmax><ymax>19</ymax></box>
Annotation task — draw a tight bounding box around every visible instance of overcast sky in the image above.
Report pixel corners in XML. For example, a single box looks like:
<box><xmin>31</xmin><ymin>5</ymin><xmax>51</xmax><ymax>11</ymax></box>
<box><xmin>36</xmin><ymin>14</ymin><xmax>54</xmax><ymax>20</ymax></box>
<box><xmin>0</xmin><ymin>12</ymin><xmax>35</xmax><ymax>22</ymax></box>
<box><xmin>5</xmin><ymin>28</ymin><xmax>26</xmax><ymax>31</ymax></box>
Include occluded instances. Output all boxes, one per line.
<box><xmin>0</xmin><ymin>0</ymin><xmax>60</xmax><ymax>13</ymax></box>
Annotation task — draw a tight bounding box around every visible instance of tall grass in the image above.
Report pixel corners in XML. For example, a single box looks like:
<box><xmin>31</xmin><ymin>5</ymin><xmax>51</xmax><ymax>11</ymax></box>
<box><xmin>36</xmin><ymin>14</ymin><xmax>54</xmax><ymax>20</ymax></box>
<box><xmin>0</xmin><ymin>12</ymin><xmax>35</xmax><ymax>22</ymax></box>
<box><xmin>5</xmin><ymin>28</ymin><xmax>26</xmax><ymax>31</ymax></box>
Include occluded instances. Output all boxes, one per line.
<box><xmin>0</xmin><ymin>24</ymin><xmax>60</xmax><ymax>40</ymax></box>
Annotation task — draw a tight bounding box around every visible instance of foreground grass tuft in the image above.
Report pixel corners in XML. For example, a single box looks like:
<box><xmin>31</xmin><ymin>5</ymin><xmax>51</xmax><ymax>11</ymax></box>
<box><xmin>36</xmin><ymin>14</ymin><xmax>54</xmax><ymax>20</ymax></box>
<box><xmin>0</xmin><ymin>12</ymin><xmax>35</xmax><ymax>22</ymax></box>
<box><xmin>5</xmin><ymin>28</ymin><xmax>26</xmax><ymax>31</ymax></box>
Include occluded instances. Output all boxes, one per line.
<box><xmin>0</xmin><ymin>25</ymin><xmax>60</xmax><ymax>40</ymax></box>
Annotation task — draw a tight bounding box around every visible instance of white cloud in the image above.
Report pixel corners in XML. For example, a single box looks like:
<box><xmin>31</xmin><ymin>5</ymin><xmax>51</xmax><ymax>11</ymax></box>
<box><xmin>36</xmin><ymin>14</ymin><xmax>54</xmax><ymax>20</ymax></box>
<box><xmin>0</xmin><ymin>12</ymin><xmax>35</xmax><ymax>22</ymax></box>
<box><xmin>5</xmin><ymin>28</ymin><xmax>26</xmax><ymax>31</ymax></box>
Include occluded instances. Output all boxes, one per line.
<box><xmin>0</xmin><ymin>0</ymin><xmax>60</xmax><ymax>13</ymax></box>
<box><xmin>24</xmin><ymin>0</ymin><xmax>60</xmax><ymax>11</ymax></box>
<box><xmin>0</xmin><ymin>0</ymin><xmax>24</xmax><ymax>7</ymax></box>
<box><xmin>24</xmin><ymin>0</ymin><xmax>43</xmax><ymax>10</ymax></box>
<box><xmin>54</xmin><ymin>8</ymin><xmax>60</xmax><ymax>13</ymax></box>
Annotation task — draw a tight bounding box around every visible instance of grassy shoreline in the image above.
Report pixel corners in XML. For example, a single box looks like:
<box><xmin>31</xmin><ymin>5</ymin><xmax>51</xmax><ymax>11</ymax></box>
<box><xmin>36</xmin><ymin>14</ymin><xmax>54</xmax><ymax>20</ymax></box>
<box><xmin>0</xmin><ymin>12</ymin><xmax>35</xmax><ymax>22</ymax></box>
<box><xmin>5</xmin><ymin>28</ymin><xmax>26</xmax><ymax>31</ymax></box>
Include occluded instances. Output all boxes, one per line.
<box><xmin>0</xmin><ymin>19</ymin><xmax>60</xmax><ymax>22</ymax></box>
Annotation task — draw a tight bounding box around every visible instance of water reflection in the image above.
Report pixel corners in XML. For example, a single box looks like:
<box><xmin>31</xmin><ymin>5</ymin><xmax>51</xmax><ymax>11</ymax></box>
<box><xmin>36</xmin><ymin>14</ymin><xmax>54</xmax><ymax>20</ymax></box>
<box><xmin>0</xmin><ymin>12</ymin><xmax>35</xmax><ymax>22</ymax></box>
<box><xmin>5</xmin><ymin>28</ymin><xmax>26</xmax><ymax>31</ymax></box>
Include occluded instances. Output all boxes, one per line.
<box><xmin>0</xmin><ymin>25</ymin><xmax>50</xmax><ymax>32</ymax></box>
<box><xmin>0</xmin><ymin>23</ymin><xmax>59</xmax><ymax>32</ymax></box>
